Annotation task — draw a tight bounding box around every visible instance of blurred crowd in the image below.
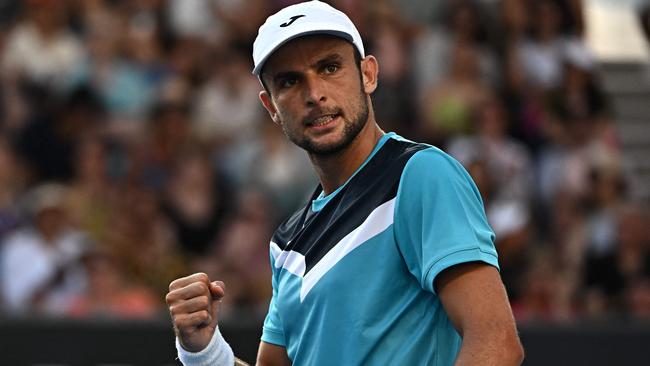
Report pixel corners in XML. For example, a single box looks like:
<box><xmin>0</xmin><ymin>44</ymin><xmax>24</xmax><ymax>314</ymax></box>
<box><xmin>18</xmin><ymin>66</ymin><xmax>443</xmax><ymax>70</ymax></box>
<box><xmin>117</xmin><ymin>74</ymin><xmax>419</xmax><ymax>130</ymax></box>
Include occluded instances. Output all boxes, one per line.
<box><xmin>0</xmin><ymin>0</ymin><xmax>648</xmax><ymax>323</ymax></box>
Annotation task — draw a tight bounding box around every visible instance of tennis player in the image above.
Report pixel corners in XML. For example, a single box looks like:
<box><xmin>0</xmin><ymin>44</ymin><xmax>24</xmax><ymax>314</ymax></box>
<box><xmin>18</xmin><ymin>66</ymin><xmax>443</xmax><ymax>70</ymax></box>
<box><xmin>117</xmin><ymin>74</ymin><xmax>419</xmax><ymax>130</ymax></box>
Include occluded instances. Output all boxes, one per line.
<box><xmin>165</xmin><ymin>1</ymin><xmax>524</xmax><ymax>365</ymax></box>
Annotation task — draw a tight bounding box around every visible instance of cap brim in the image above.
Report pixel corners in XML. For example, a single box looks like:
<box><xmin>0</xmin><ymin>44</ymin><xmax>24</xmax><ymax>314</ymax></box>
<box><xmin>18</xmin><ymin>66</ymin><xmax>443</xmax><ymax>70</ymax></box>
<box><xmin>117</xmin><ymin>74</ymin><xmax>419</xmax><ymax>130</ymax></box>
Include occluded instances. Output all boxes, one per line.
<box><xmin>252</xmin><ymin>28</ymin><xmax>355</xmax><ymax>76</ymax></box>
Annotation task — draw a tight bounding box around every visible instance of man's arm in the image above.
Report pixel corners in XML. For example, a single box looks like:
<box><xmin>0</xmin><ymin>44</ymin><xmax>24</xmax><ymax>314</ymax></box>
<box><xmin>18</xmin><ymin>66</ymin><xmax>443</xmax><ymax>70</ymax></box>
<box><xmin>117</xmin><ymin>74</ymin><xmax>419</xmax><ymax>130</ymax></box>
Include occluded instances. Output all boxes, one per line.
<box><xmin>437</xmin><ymin>262</ymin><xmax>524</xmax><ymax>366</ymax></box>
<box><xmin>256</xmin><ymin>342</ymin><xmax>292</xmax><ymax>366</ymax></box>
<box><xmin>166</xmin><ymin>273</ymin><xmax>291</xmax><ymax>366</ymax></box>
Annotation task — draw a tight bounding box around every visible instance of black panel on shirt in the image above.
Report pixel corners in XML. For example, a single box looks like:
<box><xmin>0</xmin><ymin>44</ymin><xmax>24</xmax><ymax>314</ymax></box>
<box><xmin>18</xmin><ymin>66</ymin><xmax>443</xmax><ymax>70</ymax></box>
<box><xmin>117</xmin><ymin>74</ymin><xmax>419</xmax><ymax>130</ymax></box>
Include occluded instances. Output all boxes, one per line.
<box><xmin>271</xmin><ymin>138</ymin><xmax>429</xmax><ymax>274</ymax></box>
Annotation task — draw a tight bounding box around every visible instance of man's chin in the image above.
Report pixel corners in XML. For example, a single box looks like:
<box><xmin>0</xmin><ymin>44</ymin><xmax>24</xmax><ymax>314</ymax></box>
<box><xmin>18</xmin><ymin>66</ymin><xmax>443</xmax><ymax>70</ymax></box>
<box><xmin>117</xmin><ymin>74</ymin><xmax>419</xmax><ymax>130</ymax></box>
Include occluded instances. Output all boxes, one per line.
<box><xmin>301</xmin><ymin>136</ymin><xmax>350</xmax><ymax>156</ymax></box>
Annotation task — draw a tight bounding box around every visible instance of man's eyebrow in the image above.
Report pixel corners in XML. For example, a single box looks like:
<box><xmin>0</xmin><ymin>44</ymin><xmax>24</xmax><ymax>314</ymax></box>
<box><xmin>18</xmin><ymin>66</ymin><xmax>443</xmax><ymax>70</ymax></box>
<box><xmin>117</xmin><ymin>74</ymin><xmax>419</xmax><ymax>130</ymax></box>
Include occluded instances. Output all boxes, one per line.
<box><xmin>312</xmin><ymin>53</ymin><xmax>344</xmax><ymax>68</ymax></box>
<box><xmin>268</xmin><ymin>52</ymin><xmax>345</xmax><ymax>84</ymax></box>
<box><xmin>272</xmin><ymin>71</ymin><xmax>301</xmax><ymax>84</ymax></box>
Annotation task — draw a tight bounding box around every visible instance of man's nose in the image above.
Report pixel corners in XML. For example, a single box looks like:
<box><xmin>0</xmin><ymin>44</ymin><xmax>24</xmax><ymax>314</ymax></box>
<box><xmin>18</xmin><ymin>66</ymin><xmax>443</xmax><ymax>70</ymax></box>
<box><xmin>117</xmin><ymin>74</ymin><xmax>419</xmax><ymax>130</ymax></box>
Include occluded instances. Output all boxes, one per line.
<box><xmin>303</xmin><ymin>73</ymin><xmax>327</xmax><ymax>106</ymax></box>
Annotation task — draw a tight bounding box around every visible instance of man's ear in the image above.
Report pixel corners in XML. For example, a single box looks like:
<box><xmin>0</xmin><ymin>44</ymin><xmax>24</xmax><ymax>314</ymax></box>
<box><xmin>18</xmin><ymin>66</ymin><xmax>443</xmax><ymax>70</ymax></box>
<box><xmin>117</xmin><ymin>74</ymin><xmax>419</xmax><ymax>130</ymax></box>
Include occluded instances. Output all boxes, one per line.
<box><xmin>360</xmin><ymin>55</ymin><xmax>379</xmax><ymax>94</ymax></box>
<box><xmin>259</xmin><ymin>90</ymin><xmax>281</xmax><ymax>125</ymax></box>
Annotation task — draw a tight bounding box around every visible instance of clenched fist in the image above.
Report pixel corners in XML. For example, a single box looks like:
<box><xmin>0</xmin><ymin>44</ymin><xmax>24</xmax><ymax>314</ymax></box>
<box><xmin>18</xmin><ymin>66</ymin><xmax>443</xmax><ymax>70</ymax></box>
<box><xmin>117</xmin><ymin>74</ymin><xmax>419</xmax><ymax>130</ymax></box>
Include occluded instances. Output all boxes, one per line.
<box><xmin>166</xmin><ymin>273</ymin><xmax>226</xmax><ymax>352</ymax></box>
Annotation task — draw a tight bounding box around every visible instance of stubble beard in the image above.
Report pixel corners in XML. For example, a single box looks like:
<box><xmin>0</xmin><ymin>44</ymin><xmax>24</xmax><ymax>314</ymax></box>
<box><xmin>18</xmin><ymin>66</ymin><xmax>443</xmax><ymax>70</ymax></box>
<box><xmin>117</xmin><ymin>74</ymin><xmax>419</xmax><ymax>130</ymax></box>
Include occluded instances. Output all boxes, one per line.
<box><xmin>281</xmin><ymin>91</ymin><xmax>370</xmax><ymax>157</ymax></box>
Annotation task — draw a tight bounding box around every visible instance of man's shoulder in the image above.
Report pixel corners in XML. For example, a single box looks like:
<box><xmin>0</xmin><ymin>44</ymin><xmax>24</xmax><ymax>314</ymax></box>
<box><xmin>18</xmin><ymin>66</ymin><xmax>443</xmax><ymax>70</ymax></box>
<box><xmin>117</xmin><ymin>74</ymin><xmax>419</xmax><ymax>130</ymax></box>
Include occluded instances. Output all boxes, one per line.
<box><xmin>368</xmin><ymin>134</ymin><xmax>432</xmax><ymax>171</ymax></box>
<box><xmin>383</xmin><ymin>135</ymin><xmax>463</xmax><ymax>179</ymax></box>
<box><xmin>382</xmin><ymin>134</ymin><xmax>430</xmax><ymax>155</ymax></box>
<box><xmin>394</xmin><ymin>139</ymin><xmax>479</xmax><ymax>206</ymax></box>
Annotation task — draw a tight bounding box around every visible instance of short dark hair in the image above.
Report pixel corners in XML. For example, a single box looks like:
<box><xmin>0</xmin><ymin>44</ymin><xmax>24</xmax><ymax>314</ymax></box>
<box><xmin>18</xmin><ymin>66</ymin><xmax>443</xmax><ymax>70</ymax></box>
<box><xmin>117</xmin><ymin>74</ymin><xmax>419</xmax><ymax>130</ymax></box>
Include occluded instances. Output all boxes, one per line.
<box><xmin>259</xmin><ymin>41</ymin><xmax>363</xmax><ymax>96</ymax></box>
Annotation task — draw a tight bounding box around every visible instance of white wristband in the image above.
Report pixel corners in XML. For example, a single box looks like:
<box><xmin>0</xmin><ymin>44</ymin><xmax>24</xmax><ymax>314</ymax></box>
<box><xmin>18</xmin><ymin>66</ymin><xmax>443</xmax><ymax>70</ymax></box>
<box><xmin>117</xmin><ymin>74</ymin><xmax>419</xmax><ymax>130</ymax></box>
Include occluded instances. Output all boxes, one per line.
<box><xmin>175</xmin><ymin>326</ymin><xmax>235</xmax><ymax>366</ymax></box>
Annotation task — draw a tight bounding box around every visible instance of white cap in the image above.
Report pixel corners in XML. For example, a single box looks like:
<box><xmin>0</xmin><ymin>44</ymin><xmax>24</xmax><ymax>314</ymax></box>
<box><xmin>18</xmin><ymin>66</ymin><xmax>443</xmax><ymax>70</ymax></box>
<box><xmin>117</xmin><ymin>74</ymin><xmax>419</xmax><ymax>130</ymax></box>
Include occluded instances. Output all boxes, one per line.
<box><xmin>252</xmin><ymin>0</ymin><xmax>365</xmax><ymax>76</ymax></box>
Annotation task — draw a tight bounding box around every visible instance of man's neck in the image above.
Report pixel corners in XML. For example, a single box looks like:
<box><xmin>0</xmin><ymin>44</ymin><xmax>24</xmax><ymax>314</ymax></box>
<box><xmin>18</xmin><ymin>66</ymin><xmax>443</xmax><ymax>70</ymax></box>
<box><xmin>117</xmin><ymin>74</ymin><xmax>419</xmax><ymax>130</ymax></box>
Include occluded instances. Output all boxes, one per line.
<box><xmin>309</xmin><ymin>121</ymin><xmax>384</xmax><ymax>195</ymax></box>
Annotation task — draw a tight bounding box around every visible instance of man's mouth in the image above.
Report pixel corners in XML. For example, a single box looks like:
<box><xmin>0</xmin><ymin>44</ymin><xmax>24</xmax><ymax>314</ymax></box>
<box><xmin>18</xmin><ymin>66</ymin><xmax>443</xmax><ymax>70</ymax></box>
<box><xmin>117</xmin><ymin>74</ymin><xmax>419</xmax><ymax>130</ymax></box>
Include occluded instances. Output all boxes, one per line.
<box><xmin>310</xmin><ymin>114</ymin><xmax>339</xmax><ymax>127</ymax></box>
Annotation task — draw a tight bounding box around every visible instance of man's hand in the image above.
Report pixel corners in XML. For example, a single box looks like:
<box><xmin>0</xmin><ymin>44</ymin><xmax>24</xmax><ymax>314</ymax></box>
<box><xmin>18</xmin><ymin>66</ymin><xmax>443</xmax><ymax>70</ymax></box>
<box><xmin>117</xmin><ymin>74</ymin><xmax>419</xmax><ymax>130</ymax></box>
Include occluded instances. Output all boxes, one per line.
<box><xmin>166</xmin><ymin>273</ymin><xmax>226</xmax><ymax>352</ymax></box>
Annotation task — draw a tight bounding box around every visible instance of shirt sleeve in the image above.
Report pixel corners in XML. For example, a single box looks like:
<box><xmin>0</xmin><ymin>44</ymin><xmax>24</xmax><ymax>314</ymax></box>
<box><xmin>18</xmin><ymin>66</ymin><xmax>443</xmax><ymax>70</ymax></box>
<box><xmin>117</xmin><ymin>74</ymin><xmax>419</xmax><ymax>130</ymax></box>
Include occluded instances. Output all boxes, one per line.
<box><xmin>393</xmin><ymin>147</ymin><xmax>499</xmax><ymax>294</ymax></box>
<box><xmin>260</xmin><ymin>245</ymin><xmax>286</xmax><ymax>346</ymax></box>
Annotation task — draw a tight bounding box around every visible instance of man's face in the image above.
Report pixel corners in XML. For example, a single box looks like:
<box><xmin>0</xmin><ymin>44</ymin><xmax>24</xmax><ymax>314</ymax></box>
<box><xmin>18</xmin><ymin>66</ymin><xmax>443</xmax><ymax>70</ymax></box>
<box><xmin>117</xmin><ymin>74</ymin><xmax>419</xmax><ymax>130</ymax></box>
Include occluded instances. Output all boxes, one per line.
<box><xmin>259</xmin><ymin>36</ymin><xmax>373</xmax><ymax>156</ymax></box>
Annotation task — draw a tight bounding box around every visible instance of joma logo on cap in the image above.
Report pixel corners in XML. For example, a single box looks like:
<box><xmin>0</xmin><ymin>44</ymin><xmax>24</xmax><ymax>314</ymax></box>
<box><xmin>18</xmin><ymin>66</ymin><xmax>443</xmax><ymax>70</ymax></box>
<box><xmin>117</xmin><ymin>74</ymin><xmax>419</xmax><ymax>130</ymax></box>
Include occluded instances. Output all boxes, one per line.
<box><xmin>280</xmin><ymin>15</ymin><xmax>305</xmax><ymax>27</ymax></box>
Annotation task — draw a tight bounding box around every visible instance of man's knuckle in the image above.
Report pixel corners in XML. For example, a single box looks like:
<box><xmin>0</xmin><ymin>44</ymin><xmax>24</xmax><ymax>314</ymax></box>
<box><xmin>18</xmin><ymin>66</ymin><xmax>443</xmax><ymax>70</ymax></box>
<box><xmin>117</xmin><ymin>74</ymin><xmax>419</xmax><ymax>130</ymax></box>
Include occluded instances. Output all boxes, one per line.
<box><xmin>194</xmin><ymin>281</ymin><xmax>209</xmax><ymax>294</ymax></box>
<box><xmin>169</xmin><ymin>304</ymin><xmax>179</xmax><ymax>315</ymax></box>
<box><xmin>196</xmin><ymin>272</ymin><xmax>209</xmax><ymax>283</ymax></box>
<box><xmin>169</xmin><ymin>276</ymin><xmax>186</xmax><ymax>291</ymax></box>
<box><xmin>198</xmin><ymin>295</ymin><xmax>210</xmax><ymax>308</ymax></box>
<box><xmin>178</xmin><ymin>314</ymin><xmax>199</xmax><ymax>329</ymax></box>
<box><xmin>197</xmin><ymin>310</ymin><xmax>209</xmax><ymax>321</ymax></box>
<box><xmin>172</xmin><ymin>314</ymin><xmax>186</xmax><ymax>327</ymax></box>
<box><xmin>165</xmin><ymin>292</ymin><xmax>176</xmax><ymax>305</ymax></box>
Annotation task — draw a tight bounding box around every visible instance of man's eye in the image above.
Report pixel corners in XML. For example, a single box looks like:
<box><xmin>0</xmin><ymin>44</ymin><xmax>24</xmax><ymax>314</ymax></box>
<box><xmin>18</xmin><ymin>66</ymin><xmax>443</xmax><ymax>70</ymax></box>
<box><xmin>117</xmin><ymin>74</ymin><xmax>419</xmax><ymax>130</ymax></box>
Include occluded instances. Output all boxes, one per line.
<box><xmin>324</xmin><ymin>64</ymin><xmax>339</xmax><ymax>74</ymax></box>
<box><xmin>280</xmin><ymin>78</ymin><xmax>298</xmax><ymax>88</ymax></box>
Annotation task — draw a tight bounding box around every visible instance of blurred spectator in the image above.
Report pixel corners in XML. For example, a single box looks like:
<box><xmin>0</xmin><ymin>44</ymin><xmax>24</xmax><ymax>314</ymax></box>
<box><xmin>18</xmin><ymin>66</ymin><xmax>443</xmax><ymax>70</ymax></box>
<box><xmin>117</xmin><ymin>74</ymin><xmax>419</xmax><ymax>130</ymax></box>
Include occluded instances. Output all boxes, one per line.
<box><xmin>515</xmin><ymin>0</ymin><xmax>593</xmax><ymax>91</ymax></box>
<box><xmin>222</xmin><ymin>118</ymin><xmax>317</xmax><ymax>222</ymax></box>
<box><xmin>0</xmin><ymin>1</ymin><xmax>20</xmax><ymax>133</ymax></box>
<box><xmin>163</xmin><ymin>37</ymin><xmax>204</xmax><ymax>102</ymax></box>
<box><xmin>448</xmin><ymin>97</ymin><xmax>534</xmax><ymax>209</ymax></box>
<box><xmin>122</xmin><ymin>6</ymin><xmax>171</xmax><ymax>106</ymax></box>
<box><xmin>16</xmin><ymin>86</ymin><xmax>103</xmax><ymax>184</ymax></box>
<box><xmin>162</xmin><ymin>147</ymin><xmax>234</xmax><ymax>257</ymax></box>
<box><xmin>626</xmin><ymin>279</ymin><xmax>650</xmax><ymax>318</ymax></box>
<box><xmin>500</xmin><ymin>0</ymin><xmax>528</xmax><ymax>43</ymax></box>
<box><xmin>618</xmin><ymin>206</ymin><xmax>650</xmax><ymax>285</ymax></box>
<box><xmin>0</xmin><ymin>74</ymin><xmax>29</xmax><ymax>134</ymax></box>
<box><xmin>210</xmin><ymin>0</ymin><xmax>269</xmax><ymax>51</ymax></box>
<box><xmin>512</xmin><ymin>247</ymin><xmax>574</xmax><ymax>322</ymax></box>
<box><xmin>582</xmin><ymin>165</ymin><xmax>627</xmax><ymax>315</ymax></box>
<box><xmin>70</xmin><ymin>1</ymin><xmax>171</xmax><ymax>133</ymax></box>
<box><xmin>447</xmin><ymin>98</ymin><xmax>534</xmax><ymax>301</ymax></box>
<box><xmin>500</xmin><ymin>40</ymin><xmax>549</xmax><ymax>152</ymax></box>
<box><xmin>420</xmin><ymin>41</ymin><xmax>492</xmax><ymax>146</ymax></box>
<box><xmin>618</xmin><ymin>205</ymin><xmax>650</xmax><ymax>317</ymax></box>
<box><xmin>1</xmin><ymin>0</ymin><xmax>84</xmax><ymax>90</ymax></box>
<box><xmin>391</xmin><ymin>0</ymin><xmax>441</xmax><ymax>26</ymax></box>
<box><xmin>208</xmin><ymin>190</ymin><xmax>274</xmax><ymax>311</ymax></box>
<box><xmin>0</xmin><ymin>134</ymin><xmax>25</xmax><ymax>238</ymax></box>
<box><xmin>127</xmin><ymin>101</ymin><xmax>193</xmax><ymax>191</ymax></box>
<box><xmin>365</xmin><ymin>1</ymin><xmax>418</xmax><ymax>136</ymax></box>
<box><xmin>102</xmin><ymin>184</ymin><xmax>185</xmax><ymax>302</ymax></box>
<box><xmin>66</xmin><ymin>249</ymin><xmax>159</xmax><ymax>319</ymax></box>
<box><xmin>166</xmin><ymin>0</ymin><xmax>223</xmax><ymax>43</ymax></box>
<box><xmin>412</xmin><ymin>0</ymin><xmax>497</xmax><ymax>97</ymax></box>
<box><xmin>537</xmin><ymin>113</ymin><xmax>619</xmax><ymax>216</ymax></box>
<box><xmin>70</xmin><ymin>3</ymin><xmax>135</xmax><ymax>122</ymax></box>
<box><xmin>542</xmin><ymin>189</ymin><xmax>588</xmax><ymax>317</ymax></box>
<box><xmin>0</xmin><ymin>183</ymin><xmax>89</xmax><ymax>314</ymax></box>
<box><xmin>65</xmin><ymin>133</ymin><xmax>117</xmax><ymax>244</ymax></box>
<box><xmin>192</xmin><ymin>50</ymin><xmax>264</xmax><ymax>150</ymax></box>
<box><xmin>550</xmin><ymin>60</ymin><xmax>608</xmax><ymax>130</ymax></box>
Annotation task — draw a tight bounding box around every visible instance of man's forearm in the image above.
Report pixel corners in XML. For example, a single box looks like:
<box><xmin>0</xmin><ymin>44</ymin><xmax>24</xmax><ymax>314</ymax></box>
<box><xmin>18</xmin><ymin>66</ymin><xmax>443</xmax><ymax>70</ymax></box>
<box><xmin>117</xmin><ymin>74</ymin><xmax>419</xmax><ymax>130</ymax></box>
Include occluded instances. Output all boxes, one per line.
<box><xmin>453</xmin><ymin>332</ymin><xmax>524</xmax><ymax>366</ymax></box>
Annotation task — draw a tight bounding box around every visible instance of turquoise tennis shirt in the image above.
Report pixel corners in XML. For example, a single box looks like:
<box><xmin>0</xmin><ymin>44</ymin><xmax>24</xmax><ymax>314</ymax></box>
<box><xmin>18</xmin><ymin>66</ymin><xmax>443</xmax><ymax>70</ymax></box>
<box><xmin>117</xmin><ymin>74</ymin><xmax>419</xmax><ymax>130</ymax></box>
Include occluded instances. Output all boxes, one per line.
<box><xmin>261</xmin><ymin>133</ymin><xmax>499</xmax><ymax>365</ymax></box>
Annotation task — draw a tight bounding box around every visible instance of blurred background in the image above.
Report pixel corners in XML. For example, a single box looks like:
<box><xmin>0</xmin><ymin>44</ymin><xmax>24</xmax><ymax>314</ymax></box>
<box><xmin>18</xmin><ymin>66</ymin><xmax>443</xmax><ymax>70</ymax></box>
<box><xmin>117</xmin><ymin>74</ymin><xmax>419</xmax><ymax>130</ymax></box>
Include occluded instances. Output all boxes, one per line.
<box><xmin>0</xmin><ymin>0</ymin><xmax>649</xmax><ymax>364</ymax></box>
